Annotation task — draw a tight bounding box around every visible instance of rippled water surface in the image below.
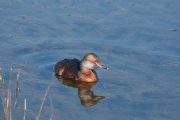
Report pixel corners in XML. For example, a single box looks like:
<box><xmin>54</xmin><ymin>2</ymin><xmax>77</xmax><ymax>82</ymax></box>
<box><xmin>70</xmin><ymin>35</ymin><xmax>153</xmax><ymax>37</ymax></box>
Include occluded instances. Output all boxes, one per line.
<box><xmin>0</xmin><ymin>0</ymin><xmax>180</xmax><ymax>120</ymax></box>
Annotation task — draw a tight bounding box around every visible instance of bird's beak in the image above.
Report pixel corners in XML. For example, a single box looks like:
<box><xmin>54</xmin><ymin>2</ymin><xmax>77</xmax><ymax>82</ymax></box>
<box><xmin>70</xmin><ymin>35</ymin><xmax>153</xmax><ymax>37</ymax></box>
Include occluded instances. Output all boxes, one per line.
<box><xmin>96</xmin><ymin>63</ymin><xmax>108</xmax><ymax>69</ymax></box>
<box><xmin>100</xmin><ymin>64</ymin><xmax>108</xmax><ymax>69</ymax></box>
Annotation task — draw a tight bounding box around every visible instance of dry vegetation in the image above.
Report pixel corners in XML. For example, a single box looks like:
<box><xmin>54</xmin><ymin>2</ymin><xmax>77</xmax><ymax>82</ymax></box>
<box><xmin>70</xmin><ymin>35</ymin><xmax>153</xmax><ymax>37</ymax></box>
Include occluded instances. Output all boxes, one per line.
<box><xmin>0</xmin><ymin>68</ymin><xmax>51</xmax><ymax>120</ymax></box>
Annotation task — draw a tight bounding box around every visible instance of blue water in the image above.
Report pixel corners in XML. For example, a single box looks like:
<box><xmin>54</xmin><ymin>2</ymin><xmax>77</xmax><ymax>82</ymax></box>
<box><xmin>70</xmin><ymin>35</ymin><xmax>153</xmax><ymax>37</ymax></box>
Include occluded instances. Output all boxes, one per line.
<box><xmin>0</xmin><ymin>0</ymin><xmax>180</xmax><ymax>120</ymax></box>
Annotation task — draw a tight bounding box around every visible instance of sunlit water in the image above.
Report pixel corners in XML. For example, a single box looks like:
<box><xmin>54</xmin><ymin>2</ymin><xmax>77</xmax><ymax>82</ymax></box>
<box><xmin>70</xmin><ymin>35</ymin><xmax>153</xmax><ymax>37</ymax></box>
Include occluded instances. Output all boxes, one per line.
<box><xmin>0</xmin><ymin>0</ymin><xmax>180</xmax><ymax>120</ymax></box>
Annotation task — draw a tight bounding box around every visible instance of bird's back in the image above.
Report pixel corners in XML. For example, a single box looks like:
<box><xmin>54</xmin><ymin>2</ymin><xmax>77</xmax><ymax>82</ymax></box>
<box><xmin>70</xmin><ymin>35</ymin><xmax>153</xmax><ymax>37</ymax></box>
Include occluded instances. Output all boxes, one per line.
<box><xmin>54</xmin><ymin>58</ymin><xmax>80</xmax><ymax>80</ymax></box>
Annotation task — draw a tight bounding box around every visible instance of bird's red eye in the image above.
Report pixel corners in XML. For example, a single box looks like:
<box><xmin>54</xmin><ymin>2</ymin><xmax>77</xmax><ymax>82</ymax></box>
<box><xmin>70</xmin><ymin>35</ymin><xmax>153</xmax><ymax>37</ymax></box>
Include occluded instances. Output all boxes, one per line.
<box><xmin>93</xmin><ymin>60</ymin><xmax>97</xmax><ymax>63</ymax></box>
<box><xmin>90</xmin><ymin>99</ymin><xmax>95</xmax><ymax>104</ymax></box>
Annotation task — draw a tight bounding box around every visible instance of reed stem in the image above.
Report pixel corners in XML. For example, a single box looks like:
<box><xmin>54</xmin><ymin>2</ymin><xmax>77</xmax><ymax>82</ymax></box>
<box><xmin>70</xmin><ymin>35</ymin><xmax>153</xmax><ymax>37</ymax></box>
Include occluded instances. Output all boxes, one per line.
<box><xmin>23</xmin><ymin>99</ymin><xmax>26</xmax><ymax>120</ymax></box>
<box><xmin>36</xmin><ymin>86</ymin><xmax>50</xmax><ymax>120</ymax></box>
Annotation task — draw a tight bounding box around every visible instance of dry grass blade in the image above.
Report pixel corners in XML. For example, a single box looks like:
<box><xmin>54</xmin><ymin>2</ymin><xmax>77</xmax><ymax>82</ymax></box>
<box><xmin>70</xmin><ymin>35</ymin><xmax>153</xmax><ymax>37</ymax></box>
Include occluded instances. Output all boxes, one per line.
<box><xmin>0</xmin><ymin>68</ymin><xmax>7</xmax><ymax>120</ymax></box>
<box><xmin>0</xmin><ymin>68</ymin><xmax>4</xmax><ymax>89</ymax></box>
<box><xmin>14</xmin><ymin>81</ymin><xmax>19</xmax><ymax>107</ymax></box>
<box><xmin>3</xmin><ymin>97</ymin><xmax>8</xmax><ymax>120</ymax></box>
<box><xmin>36</xmin><ymin>86</ymin><xmax>50</xmax><ymax>120</ymax></box>
<box><xmin>23</xmin><ymin>99</ymin><xmax>26</xmax><ymax>120</ymax></box>
<box><xmin>7</xmin><ymin>68</ymin><xmax>12</xmax><ymax>106</ymax></box>
<box><xmin>4</xmin><ymin>99</ymin><xmax>7</xmax><ymax>120</ymax></box>
<box><xmin>6</xmin><ymin>68</ymin><xmax>13</xmax><ymax>120</ymax></box>
<box><xmin>14</xmin><ymin>69</ymin><xmax>20</xmax><ymax>107</ymax></box>
<box><xmin>9</xmin><ymin>95</ymin><xmax>12</xmax><ymax>120</ymax></box>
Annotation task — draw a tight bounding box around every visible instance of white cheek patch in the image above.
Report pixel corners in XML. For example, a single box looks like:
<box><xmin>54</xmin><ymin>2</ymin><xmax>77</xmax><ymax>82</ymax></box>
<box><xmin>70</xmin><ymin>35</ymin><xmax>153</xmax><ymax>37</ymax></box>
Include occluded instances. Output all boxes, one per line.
<box><xmin>83</xmin><ymin>61</ymin><xmax>94</xmax><ymax>69</ymax></box>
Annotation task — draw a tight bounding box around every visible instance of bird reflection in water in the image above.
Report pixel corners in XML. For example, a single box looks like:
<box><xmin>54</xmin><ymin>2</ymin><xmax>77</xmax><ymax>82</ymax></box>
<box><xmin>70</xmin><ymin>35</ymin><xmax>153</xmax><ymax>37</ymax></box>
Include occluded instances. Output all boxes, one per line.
<box><xmin>56</xmin><ymin>75</ymin><xmax>105</xmax><ymax>106</ymax></box>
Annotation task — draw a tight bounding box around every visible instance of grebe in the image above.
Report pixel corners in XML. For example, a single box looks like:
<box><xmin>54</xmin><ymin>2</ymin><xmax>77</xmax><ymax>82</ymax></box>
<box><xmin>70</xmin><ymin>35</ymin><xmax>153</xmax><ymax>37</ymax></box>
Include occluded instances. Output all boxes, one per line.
<box><xmin>54</xmin><ymin>53</ymin><xmax>108</xmax><ymax>82</ymax></box>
